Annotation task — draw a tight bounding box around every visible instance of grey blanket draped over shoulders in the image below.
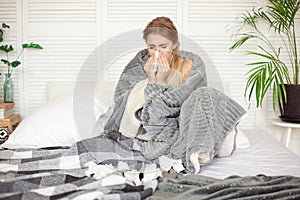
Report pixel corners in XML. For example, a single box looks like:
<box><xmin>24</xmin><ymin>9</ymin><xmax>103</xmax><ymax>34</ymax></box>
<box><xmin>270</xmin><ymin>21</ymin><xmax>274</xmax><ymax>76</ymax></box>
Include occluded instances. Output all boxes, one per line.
<box><xmin>104</xmin><ymin>49</ymin><xmax>207</xmax><ymax>132</ymax></box>
<box><xmin>103</xmin><ymin>49</ymin><xmax>246</xmax><ymax>172</ymax></box>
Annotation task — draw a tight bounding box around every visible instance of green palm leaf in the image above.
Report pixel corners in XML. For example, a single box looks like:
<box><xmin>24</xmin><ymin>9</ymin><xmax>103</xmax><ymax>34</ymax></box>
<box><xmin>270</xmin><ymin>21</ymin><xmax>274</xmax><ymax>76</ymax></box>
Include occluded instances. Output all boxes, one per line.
<box><xmin>230</xmin><ymin>0</ymin><xmax>299</xmax><ymax>110</ymax></box>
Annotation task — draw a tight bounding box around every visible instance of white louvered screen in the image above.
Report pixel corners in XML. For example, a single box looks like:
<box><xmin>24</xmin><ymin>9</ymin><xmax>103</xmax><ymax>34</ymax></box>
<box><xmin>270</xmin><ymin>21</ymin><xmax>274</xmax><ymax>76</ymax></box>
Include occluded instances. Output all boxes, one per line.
<box><xmin>187</xmin><ymin>0</ymin><xmax>256</xmax><ymax>22</ymax></box>
<box><xmin>23</xmin><ymin>0</ymin><xmax>98</xmax><ymax>115</ymax></box>
<box><xmin>26</xmin><ymin>0</ymin><xmax>96</xmax><ymax>22</ymax></box>
<box><xmin>5</xmin><ymin>0</ymin><xmax>298</xmax><ymax>130</ymax></box>
<box><xmin>183</xmin><ymin>0</ymin><xmax>260</xmax><ymax>129</ymax></box>
<box><xmin>0</xmin><ymin>0</ymin><xmax>21</xmax><ymax>114</ymax></box>
<box><xmin>106</xmin><ymin>0</ymin><xmax>180</xmax><ymax>23</ymax></box>
<box><xmin>102</xmin><ymin>0</ymin><xmax>182</xmax><ymax>82</ymax></box>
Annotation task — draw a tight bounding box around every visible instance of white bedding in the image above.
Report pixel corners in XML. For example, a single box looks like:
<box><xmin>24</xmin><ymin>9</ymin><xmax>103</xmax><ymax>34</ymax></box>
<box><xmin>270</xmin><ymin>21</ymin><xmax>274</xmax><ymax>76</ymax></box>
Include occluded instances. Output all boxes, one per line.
<box><xmin>3</xmin><ymin>80</ymin><xmax>300</xmax><ymax>179</ymax></box>
<box><xmin>201</xmin><ymin>129</ymin><xmax>300</xmax><ymax>179</ymax></box>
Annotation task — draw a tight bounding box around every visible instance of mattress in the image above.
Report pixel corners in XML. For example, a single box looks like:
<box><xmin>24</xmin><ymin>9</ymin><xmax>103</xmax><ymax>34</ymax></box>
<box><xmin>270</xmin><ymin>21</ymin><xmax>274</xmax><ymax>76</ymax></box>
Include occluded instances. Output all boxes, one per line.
<box><xmin>200</xmin><ymin>129</ymin><xmax>300</xmax><ymax>179</ymax></box>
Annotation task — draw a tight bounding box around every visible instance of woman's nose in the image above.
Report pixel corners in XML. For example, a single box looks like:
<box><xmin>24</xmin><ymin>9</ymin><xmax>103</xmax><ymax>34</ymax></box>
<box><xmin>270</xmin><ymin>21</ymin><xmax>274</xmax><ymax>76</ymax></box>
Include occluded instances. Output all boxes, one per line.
<box><xmin>154</xmin><ymin>47</ymin><xmax>161</xmax><ymax>52</ymax></box>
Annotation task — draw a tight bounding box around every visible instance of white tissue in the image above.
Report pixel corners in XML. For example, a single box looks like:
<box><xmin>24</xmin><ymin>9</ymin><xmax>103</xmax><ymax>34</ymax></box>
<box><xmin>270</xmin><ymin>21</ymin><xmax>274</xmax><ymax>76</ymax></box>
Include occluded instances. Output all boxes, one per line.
<box><xmin>84</xmin><ymin>161</ymin><xmax>117</xmax><ymax>179</ymax></box>
<box><xmin>154</xmin><ymin>51</ymin><xmax>159</xmax><ymax>58</ymax></box>
<box><xmin>153</xmin><ymin>51</ymin><xmax>159</xmax><ymax>74</ymax></box>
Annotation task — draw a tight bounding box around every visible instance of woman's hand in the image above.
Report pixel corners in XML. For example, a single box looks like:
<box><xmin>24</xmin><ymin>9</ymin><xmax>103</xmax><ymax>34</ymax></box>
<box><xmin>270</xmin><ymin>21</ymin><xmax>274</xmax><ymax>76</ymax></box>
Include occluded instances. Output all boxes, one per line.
<box><xmin>155</xmin><ymin>55</ymin><xmax>171</xmax><ymax>84</ymax></box>
<box><xmin>144</xmin><ymin>54</ymin><xmax>171</xmax><ymax>84</ymax></box>
<box><xmin>144</xmin><ymin>56</ymin><xmax>156</xmax><ymax>83</ymax></box>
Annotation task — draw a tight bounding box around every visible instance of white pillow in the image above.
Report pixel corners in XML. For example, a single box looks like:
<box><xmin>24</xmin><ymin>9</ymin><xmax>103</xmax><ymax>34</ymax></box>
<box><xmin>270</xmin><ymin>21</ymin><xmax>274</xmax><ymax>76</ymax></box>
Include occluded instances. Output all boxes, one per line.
<box><xmin>218</xmin><ymin>126</ymin><xmax>250</xmax><ymax>157</ymax></box>
<box><xmin>1</xmin><ymin>81</ymin><xmax>116</xmax><ymax>149</ymax></box>
<box><xmin>119</xmin><ymin>79</ymin><xmax>148</xmax><ymax>138</ymax></box>
<box><xmin>2</xmin><ymin>93</ymin><xmax>80</xmax><ymax>148</ymax></box>
<box><xmin>236</xmin><ymin>127</ymin><xmax>250</xmax><ymax>149</ymax></box>
<box><xmin>94</xmin><ymin>81</ymin><xmax>116</xmax><ymax>109</ymax></box>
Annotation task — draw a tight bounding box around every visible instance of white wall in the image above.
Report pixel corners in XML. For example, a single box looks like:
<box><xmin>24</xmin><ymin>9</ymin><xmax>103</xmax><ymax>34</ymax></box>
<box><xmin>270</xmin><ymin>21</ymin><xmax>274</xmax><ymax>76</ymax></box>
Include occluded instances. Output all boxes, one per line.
<box><xmin>0</xmin><ymin>0</ymin><xmax>299</xmax><ymax>154</ymax></box>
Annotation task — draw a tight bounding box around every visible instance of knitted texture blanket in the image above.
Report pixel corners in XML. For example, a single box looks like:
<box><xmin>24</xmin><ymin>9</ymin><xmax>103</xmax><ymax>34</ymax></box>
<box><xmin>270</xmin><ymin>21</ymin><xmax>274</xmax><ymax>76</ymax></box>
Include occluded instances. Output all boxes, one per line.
<box><xmin>103</xmin><ymin>49</ymin><xmax>246</xmax><ymax>172</ymax></box>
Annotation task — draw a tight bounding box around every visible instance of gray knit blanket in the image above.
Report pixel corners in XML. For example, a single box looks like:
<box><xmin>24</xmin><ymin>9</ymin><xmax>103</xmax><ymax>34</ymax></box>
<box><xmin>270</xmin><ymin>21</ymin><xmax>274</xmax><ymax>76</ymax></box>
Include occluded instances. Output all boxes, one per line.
<box><xmin>104</xmin><ymin>49</ymin><xmax>246</xmax><ymax>172</ymax></box>
<box><xmin>150</xmin><ymin>170</ymin><xmax>300</xmax><ymax>200</ymax></box>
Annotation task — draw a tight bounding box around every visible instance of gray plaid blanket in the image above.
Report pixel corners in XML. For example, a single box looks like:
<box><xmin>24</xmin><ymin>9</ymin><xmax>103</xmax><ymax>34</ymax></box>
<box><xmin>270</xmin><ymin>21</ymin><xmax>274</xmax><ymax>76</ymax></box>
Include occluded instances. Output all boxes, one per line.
<box><xmin>1</xmin><ymin>139</ymin><xmax>300</xmax><ymax>200</ymax></box>
<box><xmin>0</xmin><ymin>134</ymin><xmax>158</xmax><ymax>199</ymax></box>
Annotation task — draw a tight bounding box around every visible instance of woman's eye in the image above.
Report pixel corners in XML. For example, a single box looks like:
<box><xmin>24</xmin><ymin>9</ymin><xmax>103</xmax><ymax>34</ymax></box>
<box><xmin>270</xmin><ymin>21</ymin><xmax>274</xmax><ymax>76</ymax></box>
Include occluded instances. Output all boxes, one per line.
<box><xmin>149</xmin><ymin>46</ymin><xmax>155</xmax><ymax>49</ymax></box>
<box><xmin>161</xmin><ymin>46</ymin><xmax>167</xmax><ymax>49</ymax></box>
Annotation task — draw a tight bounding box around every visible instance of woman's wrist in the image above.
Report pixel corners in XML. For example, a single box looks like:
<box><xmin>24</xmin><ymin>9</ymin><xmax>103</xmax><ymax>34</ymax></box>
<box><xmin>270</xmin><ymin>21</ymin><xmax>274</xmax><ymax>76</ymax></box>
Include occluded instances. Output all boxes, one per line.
<box><xmin>147</xmin><ymin>81</ymin><xmax>168</xmax><ymax>87</ymax></box>
<box><xmin>148</xmin><ymin>76</ymin><xmax>155</xmax><ymax>83</ymax></box>
<box><xmin>147</xmin><ymin>78</ymin><xmax>167</xmax><ymax>85</ymax></box>
<box><xmin>156</xmin><ymin>80</ymin><xmax>167</xmax><ymax>84</ymax></box>
<box><xmin>148</xmin><ymin>79</ymin><xmax>167</xmax><ymax>84</ymax></box>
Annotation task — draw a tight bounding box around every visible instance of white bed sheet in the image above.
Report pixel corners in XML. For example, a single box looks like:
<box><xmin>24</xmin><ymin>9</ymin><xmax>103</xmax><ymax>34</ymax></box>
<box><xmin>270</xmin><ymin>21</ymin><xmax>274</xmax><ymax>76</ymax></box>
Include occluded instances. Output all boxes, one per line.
<box><xmin>201</xmin><ymin>129</ymin><xmax>300</xmax><ymax>179</ymax></box>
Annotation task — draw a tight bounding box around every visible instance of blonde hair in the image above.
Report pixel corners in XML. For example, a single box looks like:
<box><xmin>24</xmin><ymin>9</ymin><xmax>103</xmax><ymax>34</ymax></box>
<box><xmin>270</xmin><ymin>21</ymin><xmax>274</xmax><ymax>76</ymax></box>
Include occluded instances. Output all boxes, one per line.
<box><xmin>143</xmin><ymin>17</ymin><xmax>181</xmax><ymax>71</ymax></box>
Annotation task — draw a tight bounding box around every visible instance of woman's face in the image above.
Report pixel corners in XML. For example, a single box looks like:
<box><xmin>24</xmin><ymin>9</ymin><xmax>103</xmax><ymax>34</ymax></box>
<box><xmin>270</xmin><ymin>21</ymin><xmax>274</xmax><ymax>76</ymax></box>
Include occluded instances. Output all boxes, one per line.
<box><xmin>146</xmin><ymin>34</ymin><xmax>176</xmax><ymax>60</ymax></box>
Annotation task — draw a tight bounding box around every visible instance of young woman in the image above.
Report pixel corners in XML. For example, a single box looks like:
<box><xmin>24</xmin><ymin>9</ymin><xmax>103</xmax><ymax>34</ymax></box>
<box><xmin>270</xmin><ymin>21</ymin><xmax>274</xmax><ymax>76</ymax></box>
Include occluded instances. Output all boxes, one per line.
<box><xmin>117</xmin><ymin>17</ymin><xmax>199</xmax><ymax>139</ymax></box>
<box><xmin>143</xmin><ymin>17</ymin><xmax>193</xmax><ymax>87</ymax></box>
<box><xmin>103</xmin><ymin>17</ymin><xmax>246</xmax><ymax>173</ymax></box>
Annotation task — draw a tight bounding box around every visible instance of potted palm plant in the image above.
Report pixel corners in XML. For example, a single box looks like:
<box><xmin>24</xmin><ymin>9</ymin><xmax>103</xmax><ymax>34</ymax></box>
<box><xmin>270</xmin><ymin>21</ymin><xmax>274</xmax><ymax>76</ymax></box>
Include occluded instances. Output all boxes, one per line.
<box><xmin>0</xmin><ymin>23</ymin><xmax>42</xmax><ymax>102</ymax></box>
<box><xmin>230</xmin><ymin>0</ymin><xmax>300</xmax><ymax>122</ymax></box>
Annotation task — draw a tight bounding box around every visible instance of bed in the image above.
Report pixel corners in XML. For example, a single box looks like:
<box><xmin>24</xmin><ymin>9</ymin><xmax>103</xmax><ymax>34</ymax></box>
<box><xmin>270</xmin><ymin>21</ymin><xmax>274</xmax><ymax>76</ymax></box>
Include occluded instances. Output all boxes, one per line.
<box><xmin>1</xmin><ymin>81</ymin><xmax>300</xmax><ymax>199</ymax></box>
<box><xmin>201</xmin><ymin>129</ymin><xmax>300</xmax><ymax>179</ymax></box>
<box><xmin>150</xmin><ymin>129</ymin><xmax>300</xmax><ymax>199</ymax></box>
<box><xmin>1</xmin><ymin>128</ymin><xmax>300</xmax><ymax>199</ymax></box>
